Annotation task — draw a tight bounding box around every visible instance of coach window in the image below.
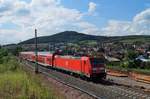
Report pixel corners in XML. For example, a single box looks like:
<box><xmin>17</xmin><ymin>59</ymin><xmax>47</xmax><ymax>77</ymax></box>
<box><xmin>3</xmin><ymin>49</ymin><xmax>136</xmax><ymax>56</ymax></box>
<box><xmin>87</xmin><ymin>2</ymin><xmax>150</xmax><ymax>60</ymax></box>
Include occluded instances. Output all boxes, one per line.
<box><xmin>49</xmin><ymin>58</ymin><xmax>52</xmax><ymax>63</ymax></box>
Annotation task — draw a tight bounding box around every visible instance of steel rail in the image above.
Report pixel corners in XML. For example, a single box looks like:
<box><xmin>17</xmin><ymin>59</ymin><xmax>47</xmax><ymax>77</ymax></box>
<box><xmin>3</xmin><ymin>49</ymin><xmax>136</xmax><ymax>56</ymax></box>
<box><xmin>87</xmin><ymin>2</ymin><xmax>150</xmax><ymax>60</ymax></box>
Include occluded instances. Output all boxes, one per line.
<box><xmin>22</xmin><ymin>61</ymin><xmax>102</xmax><ymax>99</ymax></box>
<box><xmin>21</xmin><ymin>60</ymin><xmax>150</xmax><ymax>99</ymax></box>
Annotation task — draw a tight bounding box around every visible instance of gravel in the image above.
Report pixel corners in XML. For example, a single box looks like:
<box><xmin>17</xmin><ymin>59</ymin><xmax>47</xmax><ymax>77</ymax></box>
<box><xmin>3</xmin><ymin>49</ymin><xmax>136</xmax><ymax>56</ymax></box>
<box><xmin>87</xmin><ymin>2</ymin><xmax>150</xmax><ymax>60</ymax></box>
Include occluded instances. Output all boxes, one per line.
<box><xmin>25</xmin><ymin>61</ymin><xmax>150</xmax><ymax>99</ymax></box>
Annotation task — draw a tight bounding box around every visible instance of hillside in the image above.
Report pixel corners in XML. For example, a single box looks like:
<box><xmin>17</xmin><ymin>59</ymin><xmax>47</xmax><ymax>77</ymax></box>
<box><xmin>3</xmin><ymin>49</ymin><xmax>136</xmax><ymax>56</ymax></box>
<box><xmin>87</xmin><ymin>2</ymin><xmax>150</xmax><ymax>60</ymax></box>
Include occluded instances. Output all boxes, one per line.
<box><xmin>20</xmin><ymin>31</ymin><xmax>150</xmax><ymax>44</ymax></box>
<box><xmin>20</xmin><ymin>31</ymin><xmax>108</xmax><ymax>44</ymax></box>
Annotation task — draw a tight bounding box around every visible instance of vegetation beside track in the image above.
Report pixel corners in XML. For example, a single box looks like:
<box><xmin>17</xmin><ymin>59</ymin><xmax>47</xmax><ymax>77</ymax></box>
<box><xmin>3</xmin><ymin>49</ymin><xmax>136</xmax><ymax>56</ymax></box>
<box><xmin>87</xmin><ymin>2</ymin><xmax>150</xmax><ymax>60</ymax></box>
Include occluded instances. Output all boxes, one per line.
<box><xmin>0</xmin><ymin>48</ymin><xmax>63</xmax><ymax>99</ymax></box>
<box><xmin>107</xmin><ymin>65</ymin><xmax>150</xmax><ymax>75</ymax></box>
<box><xmin>107</xmin><ymin>49</ymin><xmax>150</xmax><ymax>75</ymax></box>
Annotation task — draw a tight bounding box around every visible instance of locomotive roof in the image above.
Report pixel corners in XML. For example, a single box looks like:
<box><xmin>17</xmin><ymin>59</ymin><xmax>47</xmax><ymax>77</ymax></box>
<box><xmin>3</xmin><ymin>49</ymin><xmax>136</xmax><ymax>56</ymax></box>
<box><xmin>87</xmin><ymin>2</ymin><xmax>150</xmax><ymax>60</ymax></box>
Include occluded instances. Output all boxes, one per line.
<box><xmin>38</xmin><ymin>52</ymin><xmax>52</xmax><ymax>55</ymax></box>
<box><xmin>38</xmin><ymin>52</ymin><xmax>85</xmax><ymax>59</ymax></box>
<box><xmin>58</xmin><ymin>55</ymin><xmax>81</xmax><ymax>59</ymax></box>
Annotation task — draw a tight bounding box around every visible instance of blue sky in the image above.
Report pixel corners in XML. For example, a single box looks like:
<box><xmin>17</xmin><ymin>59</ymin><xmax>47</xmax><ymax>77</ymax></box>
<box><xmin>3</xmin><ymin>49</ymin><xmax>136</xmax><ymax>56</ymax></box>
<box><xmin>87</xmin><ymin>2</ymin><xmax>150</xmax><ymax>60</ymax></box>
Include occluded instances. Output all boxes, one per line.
<box><xmin>61</xmin><ymin>0</ymin><xmax>149</xmax><ymax>25</ymax></box>
<box><xmin>0</xmin><ymin>0</ymin><xmax>150</xmax><ymax>44</ymax></box>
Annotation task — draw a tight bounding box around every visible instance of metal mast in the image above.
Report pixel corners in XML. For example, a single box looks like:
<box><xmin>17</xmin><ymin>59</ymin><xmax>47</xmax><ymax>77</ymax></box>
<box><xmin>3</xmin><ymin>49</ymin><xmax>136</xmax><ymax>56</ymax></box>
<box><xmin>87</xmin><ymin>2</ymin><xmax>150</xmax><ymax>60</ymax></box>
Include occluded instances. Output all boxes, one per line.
<box><xmin>35</xmin><ymin>29</ymin><xmax>38</xmax><ymax>73</ymax></box>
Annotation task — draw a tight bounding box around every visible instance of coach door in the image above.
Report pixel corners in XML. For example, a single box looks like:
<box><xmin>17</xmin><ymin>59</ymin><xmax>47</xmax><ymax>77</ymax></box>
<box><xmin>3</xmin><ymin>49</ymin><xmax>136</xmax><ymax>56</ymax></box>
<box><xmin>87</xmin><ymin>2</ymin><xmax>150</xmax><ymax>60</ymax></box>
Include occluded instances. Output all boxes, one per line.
<box><xmin>81</xmin><ymin>60</ymin><xmax>86</xmax><ymax>74</ymax></box>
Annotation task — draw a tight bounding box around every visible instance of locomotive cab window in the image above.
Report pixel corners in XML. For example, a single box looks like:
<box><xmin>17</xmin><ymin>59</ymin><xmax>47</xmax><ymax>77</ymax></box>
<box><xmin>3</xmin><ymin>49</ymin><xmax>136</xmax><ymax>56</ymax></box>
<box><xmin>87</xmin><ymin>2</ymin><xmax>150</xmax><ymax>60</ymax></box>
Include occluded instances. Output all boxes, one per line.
<box><xmin>90</xmin><ymin>58</ymin><xmax>105</xmax><ymax>67</ymax></box>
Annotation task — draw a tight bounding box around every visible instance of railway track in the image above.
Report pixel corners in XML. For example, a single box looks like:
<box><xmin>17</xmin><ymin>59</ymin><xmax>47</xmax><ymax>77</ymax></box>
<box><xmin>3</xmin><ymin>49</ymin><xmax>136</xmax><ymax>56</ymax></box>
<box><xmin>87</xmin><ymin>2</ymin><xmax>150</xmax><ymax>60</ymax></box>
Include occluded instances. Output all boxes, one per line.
<box><xmin>22</xmin><ymin>60</ymin><xmax>150</xmax><ymax>99</ymax></box>
<box><xmin>22</xmin><ymin>61</ymin><xmax>100</xmax><ymax>99</ymax></box>
<box><xmin>107</xmin><ymin>69</ymin><xmax>150</xmax><ymax>84</ymax></box>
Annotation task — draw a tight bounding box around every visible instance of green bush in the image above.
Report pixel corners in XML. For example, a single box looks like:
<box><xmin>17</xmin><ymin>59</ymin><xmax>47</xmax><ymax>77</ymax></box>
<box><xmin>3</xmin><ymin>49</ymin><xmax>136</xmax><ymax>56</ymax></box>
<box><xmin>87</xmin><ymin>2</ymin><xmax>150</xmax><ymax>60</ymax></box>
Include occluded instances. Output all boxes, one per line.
<box><xmin>0</xmin><ymin>49</ymin><xmax>8</xmax><ymax>57</ymax></box>
<box><xmin>127</xmin><ymin>50</ymin><xmax>139</xmax><ymax>60</ymax></box>
<box><xmin>0</xmin><ymin>49</ymin><xmax>9</xmax><ymax>64</ymax></box>
<box><xmin>128</xmin><ymin>60</ymin><xmax>137</xmax><ymax>68</ymax></box>
<box><xmin>120</xmin><ymin>61</ymin><xmax>129</xmax><ymax>68</ymax></box>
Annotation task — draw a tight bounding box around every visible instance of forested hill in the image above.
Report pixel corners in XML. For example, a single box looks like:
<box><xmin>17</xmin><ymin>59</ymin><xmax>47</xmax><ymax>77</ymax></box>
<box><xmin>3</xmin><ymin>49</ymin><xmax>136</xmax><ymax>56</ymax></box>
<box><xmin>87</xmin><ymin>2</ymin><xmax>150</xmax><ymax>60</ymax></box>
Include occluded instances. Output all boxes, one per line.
<box><xmin>20</xmin><ymin>31</ymin><xmax>108</xmax><ymax>44</ymax></box>
<box><xmin>20</xmin><ymin>31</ymin><xmax>150</xmax><ymax>44</ymax></box>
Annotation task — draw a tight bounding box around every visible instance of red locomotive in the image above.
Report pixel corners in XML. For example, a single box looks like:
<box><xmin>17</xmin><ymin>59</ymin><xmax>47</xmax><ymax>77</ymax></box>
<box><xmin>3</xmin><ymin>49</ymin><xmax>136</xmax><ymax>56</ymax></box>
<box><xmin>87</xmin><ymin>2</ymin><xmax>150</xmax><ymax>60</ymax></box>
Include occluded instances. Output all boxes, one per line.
<box><xmin>20</xmin><ymin>52</ymin><xmax>106</xmax><ymax>79</ymax></box>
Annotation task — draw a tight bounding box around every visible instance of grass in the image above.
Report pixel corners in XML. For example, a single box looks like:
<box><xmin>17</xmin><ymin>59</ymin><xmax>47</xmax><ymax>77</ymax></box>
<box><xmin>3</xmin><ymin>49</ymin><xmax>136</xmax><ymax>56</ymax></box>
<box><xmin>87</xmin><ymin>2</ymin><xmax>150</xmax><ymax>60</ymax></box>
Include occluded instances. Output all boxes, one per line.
<box><xmin>107</xmin><ymin>64</ymin><xmax>150</xmax><ymax>75</ymax></box>
<box><xmin>129</xmin><ymin>68</ymin><xmax>150</xmax><ymax>75</ymax></box>
<box><xmin>0</xmin><ymin>55</ymin><xmax>62</xmax><ymax>99</ymax></box>
<box><xmin>0</xmin><ymin>72</ymin><xmax>53</xmax><ymax>98</ymax></box>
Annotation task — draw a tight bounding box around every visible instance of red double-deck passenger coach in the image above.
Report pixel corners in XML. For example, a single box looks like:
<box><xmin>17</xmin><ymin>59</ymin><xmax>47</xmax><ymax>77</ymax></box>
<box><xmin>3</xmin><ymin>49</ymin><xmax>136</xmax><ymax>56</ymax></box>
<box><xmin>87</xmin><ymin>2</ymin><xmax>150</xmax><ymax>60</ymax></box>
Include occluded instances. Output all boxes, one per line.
<box><xmin>20</xmin><ymin>52</ymin><xmax>106</xmax><ymax>79</ymax></box>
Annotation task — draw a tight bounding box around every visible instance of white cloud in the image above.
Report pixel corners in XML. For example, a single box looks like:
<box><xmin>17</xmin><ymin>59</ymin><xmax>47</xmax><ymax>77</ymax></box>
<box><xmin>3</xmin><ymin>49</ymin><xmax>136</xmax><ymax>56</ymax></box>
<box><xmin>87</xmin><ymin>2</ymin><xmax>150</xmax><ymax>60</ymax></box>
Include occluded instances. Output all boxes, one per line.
<box><xmin>0</xmin><ymin>0</ymin><xmax>150</xmax><ymax>44</ymax></box>
<box><xmin>101</xmin><ymin>8</ymin><xmax>150</xmax><ymax>36</ymax></box>
<box><xmin>133</xmin><ymin>8</ymin><xmax>150</xmax><ymax>23</ymax></box>
<box><xmin>0</xmin><ymin>0</ymin><xmax>91</xmax><ymax>44</ymax></box>
<box><xmin>101</xmin><ymin>20</ymin><xmax>131</xmax><ymax>36</ymax></box>
<box><xmin>88</xmin><ymin>2</ymin><xmax>97</xmax><ymax>14</ymax></box>
<box><xmin>76</xmin><ymin>22</ymin><xmax>100</xmax><ymax>35</ymax></box>
<box><xmin>0</xmin><ymin>29</ymin><xmax>23</xmax><ymax>44</ymax></box>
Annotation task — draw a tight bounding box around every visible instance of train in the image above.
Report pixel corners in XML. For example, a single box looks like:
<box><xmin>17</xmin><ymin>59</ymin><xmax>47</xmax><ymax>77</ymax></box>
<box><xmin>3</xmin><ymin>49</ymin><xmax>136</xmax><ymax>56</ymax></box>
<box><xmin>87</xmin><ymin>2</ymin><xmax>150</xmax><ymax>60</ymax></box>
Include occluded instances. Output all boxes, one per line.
<box><xmin>19</xmin><ymin>51</ymin><xmax>107</xmax><ymax>79</ymax></box>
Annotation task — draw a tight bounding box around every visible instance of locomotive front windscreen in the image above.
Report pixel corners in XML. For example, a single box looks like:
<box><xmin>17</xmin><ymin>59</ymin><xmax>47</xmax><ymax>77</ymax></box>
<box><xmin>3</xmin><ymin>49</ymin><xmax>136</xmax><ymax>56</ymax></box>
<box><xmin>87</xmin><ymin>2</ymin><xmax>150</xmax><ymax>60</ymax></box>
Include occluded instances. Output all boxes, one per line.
<box><xmin>90</xmin><ymin>58</ymin><xmax>105</xmax><ymax>67</ymax></box>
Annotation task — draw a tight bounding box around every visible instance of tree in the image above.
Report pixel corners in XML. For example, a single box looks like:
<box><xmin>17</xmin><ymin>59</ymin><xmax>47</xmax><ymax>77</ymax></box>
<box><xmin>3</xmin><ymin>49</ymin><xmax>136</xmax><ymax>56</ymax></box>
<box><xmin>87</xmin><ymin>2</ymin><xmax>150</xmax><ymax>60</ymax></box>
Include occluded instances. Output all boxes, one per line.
<box><xmin>127</xmin><ymin>50</ymin><xmax>138</xmax><ymax>60</ymax></box>
<box><xmin>11</xmin><ymin>46</ymin><xmax>22</xmax><ymax>56</ymax></box>
<box><xmin>0</xmin><ymin>48</ymin><xmax>9</xmax><ymax>64</ymax></box>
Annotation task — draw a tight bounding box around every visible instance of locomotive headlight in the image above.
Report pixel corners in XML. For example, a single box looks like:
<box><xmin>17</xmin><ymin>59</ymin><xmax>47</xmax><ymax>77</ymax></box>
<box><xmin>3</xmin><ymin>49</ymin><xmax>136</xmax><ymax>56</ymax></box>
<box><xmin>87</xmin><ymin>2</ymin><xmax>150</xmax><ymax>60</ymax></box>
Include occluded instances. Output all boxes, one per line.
<box><xmin>99</xmin><ymin>67</ymin><xmax>106</xmax><ymax>73</ymax></box>
<box><xmin>92</xmin><ymin>68</ymin><xmax>98</xmax><ymax>73</ymax></box>
<box><xmin>99</xmin><ymin>67</ymin><xmax>105</xmax><ymax>70</ymax></box>
<box><xmin>92</xmin><ymin>67</ymin><xmax>106</xmax><ymax>73</ymax></box>
<box><xmin>92</xmin><ymin>68</ymin><xmax>97</xmax><ymax>71</ymax></box>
